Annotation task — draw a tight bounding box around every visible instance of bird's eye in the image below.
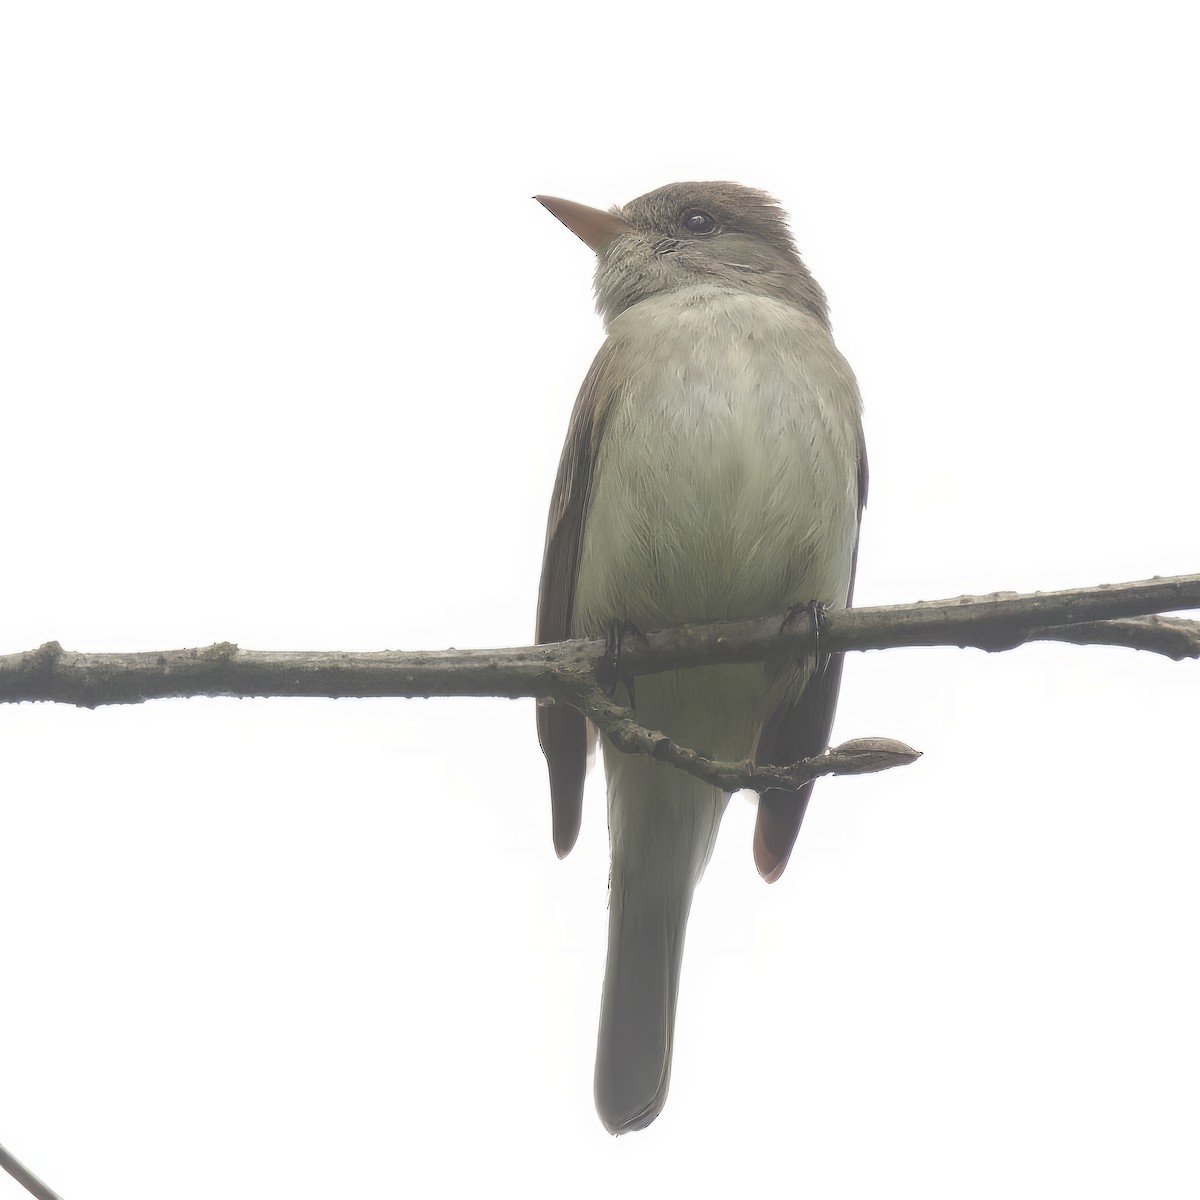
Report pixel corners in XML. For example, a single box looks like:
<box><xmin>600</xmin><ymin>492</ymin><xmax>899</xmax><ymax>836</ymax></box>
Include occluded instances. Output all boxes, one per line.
<box><xmin>682</xmin><ymin>210</ymin><xmax>717</xmax><ymax>235</ymax></box>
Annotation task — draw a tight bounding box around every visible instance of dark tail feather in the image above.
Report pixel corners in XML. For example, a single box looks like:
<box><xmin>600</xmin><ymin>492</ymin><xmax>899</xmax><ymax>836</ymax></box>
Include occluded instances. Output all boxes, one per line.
<box><xmin>593</xmin><ymin>885</ymin><xmax>690</xmax><ymax>1134</ymax></box>
<box><xmin>753</xmin><ymin>785</ymin><xmax>814</xmax><ymax>882</ymax></box>
<box><xmin>753</xmin><ymin>650</ymin><xmax>848</xmax><ymax>881</ymax></box>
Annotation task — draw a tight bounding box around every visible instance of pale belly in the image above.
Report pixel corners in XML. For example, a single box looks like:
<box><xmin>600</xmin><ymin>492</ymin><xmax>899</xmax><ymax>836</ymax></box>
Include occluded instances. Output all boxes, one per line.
<box><xmin>570</xmin><ymin>289</ymin><xmax>862</xmax><ymax>762</ymax></box>
<box><xmin>572</xmin><ymin>288</ymin><xmax>861</xmax><ymax>639</ymax></box>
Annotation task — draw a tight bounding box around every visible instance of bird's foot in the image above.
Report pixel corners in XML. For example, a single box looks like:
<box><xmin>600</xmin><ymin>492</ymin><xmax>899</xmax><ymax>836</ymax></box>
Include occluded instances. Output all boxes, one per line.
<box><xmin>782</xmin><ymin>600</ymin><xmax>829</xmax><ymax>667</ymax></box>
<box><xmin>599</xmin><ymin>618</ymin><xmax>642</xmax><ymax>703</ymax></box>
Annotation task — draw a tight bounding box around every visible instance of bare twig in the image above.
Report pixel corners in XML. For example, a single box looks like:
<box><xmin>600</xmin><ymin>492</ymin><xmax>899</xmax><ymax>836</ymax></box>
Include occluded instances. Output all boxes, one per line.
<box><xmin>1028</xmin><ymin>615</ymin><xmax>1200</xmax><ymax>658</ymax></box>
<box><xmin>2</xmin><ymin>573</ymin><xmax>1193</xmax><ymax>796</ymax></box>
<box><xmin>619</xmin><ymin>575</ymin><xmax>1200</xmax><ymax>670</ymax></box>
<box><xmin>575</xmin><ymin>681</ymin><xmax>920</xmax><ymax>793</ymax></box>
<box><xmin>1</xmin><ymin>575</ymin><xmax>1196</xmax><ymax>712</ymax></box>
<box><xmin>0</xmin><ymin>1141</ymin><xmax>63</xmax><ymax>1200</ymax></box>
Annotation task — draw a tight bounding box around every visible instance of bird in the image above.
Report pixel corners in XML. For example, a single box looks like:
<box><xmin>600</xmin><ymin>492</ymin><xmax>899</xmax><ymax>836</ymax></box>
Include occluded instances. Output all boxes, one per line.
<box><xmin>534</xmin><ymin>182</ymin><xmax>866</xmax><ymax>1134</ymax></box>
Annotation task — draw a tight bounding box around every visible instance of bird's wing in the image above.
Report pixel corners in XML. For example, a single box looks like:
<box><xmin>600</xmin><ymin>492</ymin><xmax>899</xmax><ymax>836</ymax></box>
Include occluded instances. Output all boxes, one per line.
<box><xmin>752</xmin><ymin>434</ymin><xmax>869</xmax><ymax>882</ymax></box>
<box><xmin>536</xmin><ymin>340</ymin><xmax>618</xmax><ymax>858</ymax></box>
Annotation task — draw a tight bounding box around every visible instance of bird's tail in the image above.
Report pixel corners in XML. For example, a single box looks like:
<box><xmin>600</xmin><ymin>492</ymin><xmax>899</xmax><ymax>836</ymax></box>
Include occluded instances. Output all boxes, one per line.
<box><xmin>593</xmin><ymin>735</ymin><xmax>726</xmax><ymax>1134</ymax></box>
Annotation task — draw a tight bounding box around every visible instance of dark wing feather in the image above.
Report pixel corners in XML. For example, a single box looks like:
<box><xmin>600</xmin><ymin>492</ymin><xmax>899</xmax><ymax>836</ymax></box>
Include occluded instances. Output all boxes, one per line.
<box><xmin>753</xmin><ymin>437</ymin><xmax>869</xmax><ymax>882</ymax></box>
<box><xmin>536</xmin><ymin>344</ymin><xmax>614</xmax><ymax>858</ymax></box>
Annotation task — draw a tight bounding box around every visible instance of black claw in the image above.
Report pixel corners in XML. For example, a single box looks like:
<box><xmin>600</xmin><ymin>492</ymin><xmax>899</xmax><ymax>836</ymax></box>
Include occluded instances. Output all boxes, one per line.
<box><xmin>809</xmin><ymin>599</ymin><xmax>829</xmax><ymax>657</ymax></box>
<box><xmin>782</xmin><ymin>601</ymin><xmax>829</xmax><ymax>670</ymax></box>
<box><xmin>600</xmin><ymin>618</ymin><xmax>639</xmax><ymax>703</ymax></box>
<box><xmin>599</xmin><ymin>620</ymin><xmax>621</xmax><ymax>695</ymax></box>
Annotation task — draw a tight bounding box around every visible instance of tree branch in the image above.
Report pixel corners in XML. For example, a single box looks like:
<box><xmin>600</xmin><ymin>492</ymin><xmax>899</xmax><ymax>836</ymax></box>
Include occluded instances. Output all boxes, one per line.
<box><xmin>619</xmin><ymin>574</ymin><xmax>1200</xmax><ymax>669</ymax></box>
<box><xmin>2</xmin><ymin>573</ymin><xmax>1195</xmax><ymax>793</ymax></box>
<box><xmin>0</xmin><ymin>1141</ymin><xmax>63</xmax><ymax>1200</ymax></box>
<box><xmin>576</xmin><ymin>678</ymin><xmax>921</xmax><ymax>792</ymax></box>
<box><xmin>2</xmin><ymin>574</ymin><xmax>1196</xmax><ymax>711</ymax></box>
<box><xmin>1023</xmin><ymin>615</ymin><xmax>1200</xmax><ymax>658</ymax></box>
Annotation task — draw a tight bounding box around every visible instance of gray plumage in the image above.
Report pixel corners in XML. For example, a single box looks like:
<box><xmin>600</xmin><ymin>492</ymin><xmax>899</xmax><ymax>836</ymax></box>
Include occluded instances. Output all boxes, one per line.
<box><xmin>536</xmin><ymin>182</ymin><xmax>866</xmax><ymax>1133</ymax></box>
<box><xmin>594</xmin><ymin>182</ymin><xmax>831</xmax><ymax>329</ymax></box>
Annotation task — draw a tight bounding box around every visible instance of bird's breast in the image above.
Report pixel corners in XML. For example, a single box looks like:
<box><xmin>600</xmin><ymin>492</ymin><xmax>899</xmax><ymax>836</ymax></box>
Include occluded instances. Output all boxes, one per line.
<box><xmin>572</xmin><ymin>288</ymin><xmax>861</xmax><ymax>637</ymax></box>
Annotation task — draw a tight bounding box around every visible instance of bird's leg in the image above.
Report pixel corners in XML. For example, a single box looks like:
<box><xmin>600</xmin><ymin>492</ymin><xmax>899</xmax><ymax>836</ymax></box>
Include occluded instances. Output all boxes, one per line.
<box><xmin>782</xmin><ymin>600</ymin><xmax>830</xmax><ymax>672</ymax></box>
<box><xmin>600</xmin><ymin>617</ymin><xmax>641</xmax><ymax>705</ymax></box>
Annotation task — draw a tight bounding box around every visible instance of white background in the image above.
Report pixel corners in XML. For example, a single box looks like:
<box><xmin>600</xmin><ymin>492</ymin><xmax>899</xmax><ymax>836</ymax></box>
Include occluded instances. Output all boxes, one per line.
<box><xmin>2</xmin><ymin>2</ymin><xmax>1197</xmax><ymax>1197</ymax></box>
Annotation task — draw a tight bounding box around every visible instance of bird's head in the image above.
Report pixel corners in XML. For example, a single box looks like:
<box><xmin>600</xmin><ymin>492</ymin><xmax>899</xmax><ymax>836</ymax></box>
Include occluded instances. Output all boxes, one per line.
<box><xmin>536</xmin><ymin>181</ymin><xmax>828</xmax><ymax>329</ymax></box>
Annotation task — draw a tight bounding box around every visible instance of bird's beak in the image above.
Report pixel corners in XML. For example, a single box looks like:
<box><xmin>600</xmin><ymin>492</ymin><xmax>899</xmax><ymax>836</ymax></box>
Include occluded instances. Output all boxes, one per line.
<box><xmin>535</xmin><ymin>195</ymin><xmax>633</xmax><ymax>253</ymax></box>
